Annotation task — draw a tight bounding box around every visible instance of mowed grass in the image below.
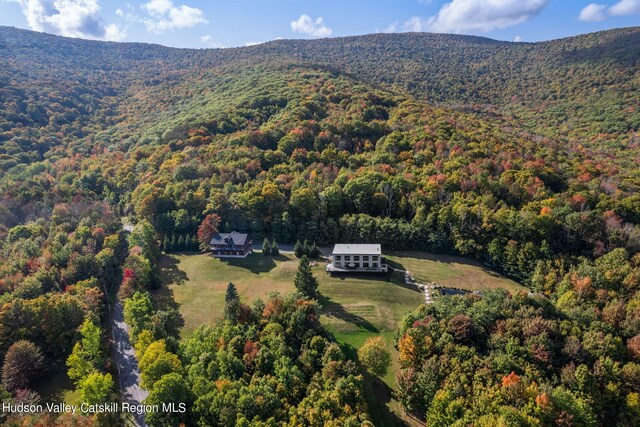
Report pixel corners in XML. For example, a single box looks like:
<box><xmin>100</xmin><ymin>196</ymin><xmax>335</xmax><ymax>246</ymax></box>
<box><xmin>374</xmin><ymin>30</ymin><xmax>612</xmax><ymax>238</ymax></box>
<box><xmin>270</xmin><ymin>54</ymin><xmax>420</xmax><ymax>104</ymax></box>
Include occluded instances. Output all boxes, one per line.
<box><xmin>157</xmin><ymin>253</ymin><xmax>297</xmax><ymax>335</ymax></box>
<box><xmin>386</xmin><ymin>251</ymin><xmax>523</xmax><ymax>293</ymax></box>
<box><xmin>157</xmin><ymin>252</ymin><xmax>422</xmax><ymax>338</ymax></box>
<box><xmin>158</xmin><ymin>250</ymin><xmax>520</xmax><ymax>426</ymax></box>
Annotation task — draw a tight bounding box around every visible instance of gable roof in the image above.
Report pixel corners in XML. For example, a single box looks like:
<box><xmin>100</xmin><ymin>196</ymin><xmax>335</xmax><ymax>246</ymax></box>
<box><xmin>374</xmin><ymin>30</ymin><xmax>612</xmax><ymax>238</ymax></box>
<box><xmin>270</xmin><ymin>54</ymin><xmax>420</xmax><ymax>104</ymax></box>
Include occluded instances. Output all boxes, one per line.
<box><xmin>332</xmin><ymin>243</ymin><xmax>381</xmax><ymax>255</ymax></box>
<box><xmin>210</xmin><ymin>231</ymin><xmax>248</xmax><ymax>246</ymax></box>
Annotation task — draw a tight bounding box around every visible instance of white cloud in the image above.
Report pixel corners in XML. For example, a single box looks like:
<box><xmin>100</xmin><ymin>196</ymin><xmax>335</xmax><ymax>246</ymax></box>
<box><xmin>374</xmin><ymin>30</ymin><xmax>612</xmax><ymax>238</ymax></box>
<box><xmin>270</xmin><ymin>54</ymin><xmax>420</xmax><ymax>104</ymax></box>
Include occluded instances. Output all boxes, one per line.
<box><xmin>382</xmin><ymin>21</ymin><xmax>398</xmax><ymax>33</ymax></box>
<box><xmin>199</xmin><ymin>34</ymin><xmax>224</xmax><ymax>48</ymax></box>
<box><xmin>514</xmin><ymin>35</ymin><xmax>523</xmax><ymax>42</ymax></box>
<box><xmin>140</xmin><ymin>0</ymin><xmax>207</xmax><ymax>33</ymax></box>
<box><xmin>290</xmin><ymin>14</ymin><xmax>332</xmax><ymax>37</ymax></box>
<box><xmin>579</xmin><ymin>0</ymin><xmax>640</xmax><ymax>22</ymax></box>
<box><xmin>13</xmin><ymin>0</ymin><xmax>125</xmax><ymax>40</ymax></box>
<box><xmin>579</xmin><ymin>3</ymin><xmax>608</xmax><ymax>21</ymax></box>
<box><xmin>143</xmin><ymin>0</ymin><xmax>172</xmax><ymax>15</ymax></box>
<box><xmin>402</xmin><ymin>16</ymin><xmax>431</xmax><ymax>32</ymax></box>
<box><xmin>608</xmin><ymin>0</ymin><xmax>640</xmax><ymax>16</ymax></box>
<box><xmin>419</xmin><ymin>0</ymin><xmax>549</xmax><ymax>33</ymax></box>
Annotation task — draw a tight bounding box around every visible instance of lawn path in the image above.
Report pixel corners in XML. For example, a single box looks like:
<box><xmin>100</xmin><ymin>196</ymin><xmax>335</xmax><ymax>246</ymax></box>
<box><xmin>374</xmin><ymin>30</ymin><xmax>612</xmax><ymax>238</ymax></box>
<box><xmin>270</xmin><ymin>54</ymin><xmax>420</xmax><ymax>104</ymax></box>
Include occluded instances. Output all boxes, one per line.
<box><xmin>112</xmin><ymin>299</ymin><xmax>148</xmax><ymax>427</ymax></box>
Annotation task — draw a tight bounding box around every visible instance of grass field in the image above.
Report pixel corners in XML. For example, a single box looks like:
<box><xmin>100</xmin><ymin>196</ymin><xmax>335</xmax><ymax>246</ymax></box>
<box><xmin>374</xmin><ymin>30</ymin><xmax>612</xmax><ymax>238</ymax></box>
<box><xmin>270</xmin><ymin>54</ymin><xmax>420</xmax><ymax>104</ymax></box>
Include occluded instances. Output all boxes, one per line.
<box><xmin>386</xmin><ymin>251</ymin><xmax>523</xmax><ymax>293</ymax></box>
<box><xmin>157</xmin><ymin>250</ymin><xmax>521</xmax><ymax>426</ymax></box>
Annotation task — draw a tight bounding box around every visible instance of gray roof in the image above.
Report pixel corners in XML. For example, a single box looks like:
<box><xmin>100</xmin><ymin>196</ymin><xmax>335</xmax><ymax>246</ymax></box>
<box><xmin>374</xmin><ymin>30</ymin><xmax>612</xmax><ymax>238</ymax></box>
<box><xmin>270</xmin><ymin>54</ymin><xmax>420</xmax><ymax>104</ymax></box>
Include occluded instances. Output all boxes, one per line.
<box><xmin>332</xmin><ymin>243</ymin><xmax>381</xmax><ymax>255</ymax></box>
<box><xmin>210</xmin><ymin>232</ymin><xmax>248</xmax><ymax>246</ymax></box>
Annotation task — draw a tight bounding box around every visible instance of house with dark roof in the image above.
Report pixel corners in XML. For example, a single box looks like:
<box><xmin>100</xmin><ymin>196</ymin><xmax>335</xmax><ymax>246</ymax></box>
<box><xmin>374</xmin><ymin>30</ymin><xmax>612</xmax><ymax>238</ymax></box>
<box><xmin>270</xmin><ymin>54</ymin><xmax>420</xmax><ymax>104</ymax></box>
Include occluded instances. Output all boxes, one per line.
<box><xmin>209</xmin><ymin>232</ymin><xmax>252</xmax><ymax>258</ymax></box>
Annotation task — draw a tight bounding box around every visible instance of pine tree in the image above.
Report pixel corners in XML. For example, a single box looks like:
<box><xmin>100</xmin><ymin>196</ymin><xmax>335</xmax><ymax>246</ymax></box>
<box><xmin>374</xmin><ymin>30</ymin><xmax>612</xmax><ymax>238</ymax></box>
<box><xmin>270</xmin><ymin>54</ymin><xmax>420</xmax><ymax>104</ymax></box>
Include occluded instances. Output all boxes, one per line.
<box><xmin>224</xmin><ymin>282</ymin><xmax>240</xmax><ymax>322</ymax></box>
<box><xmin>302</xmin><ymin>239</ymin><xmax>311</xmax><ymax>257</ymax></box>
<box><xmin>294</xmin><ymin>239</ymin><xmax>303</xmax><ymax>258</ymax></box>
<box><xmin>162</xmin><ymin>235</ymin><xmax>170</xmax><ymax>253</ymax></box>
<box><xmin>189</xmin><ymin>234</ymin><xmax>198</xmax><ymax>251</ymax></box>
<box><xmin>262</xmin><ymin>237</ymin><xmax>272</xmax><ymax>256</ymax></box>
<box><xmin>177</xmin><ymin>235</ymin><xmax>185</xmax><ymax>251</ymax></box>
<box><xmin>294</xmin><ymin>255</ymin><xmax>319</xmax><ymax>299</ymax></box>
<box><xmin>310</xmin><ymin>241</ymin><xmax>321</xmax><ymax>258</ymax></box>
<box><xmin>271</xmin><ymin>239</ymin><xmax>279</xmax><ymax>256</ymax></box>
<box><xmin>170</xmin><ymin>234</ymin><xmax>177</xmax><ymax>252</ymax></box>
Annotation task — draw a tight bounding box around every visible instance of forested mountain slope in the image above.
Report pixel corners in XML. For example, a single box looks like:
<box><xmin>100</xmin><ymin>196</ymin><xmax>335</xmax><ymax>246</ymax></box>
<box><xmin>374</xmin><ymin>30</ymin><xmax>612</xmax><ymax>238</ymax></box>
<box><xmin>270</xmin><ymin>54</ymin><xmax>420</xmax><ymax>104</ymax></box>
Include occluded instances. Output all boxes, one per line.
<box><xmin>1</xmin><ymin>26</ymin><xmax>638</xmax><ymax>171</ymax></box>
<box><xmin>0</xmin><ymin>26</ymin><xmax>639</xmax><ymax>426</ymax></box>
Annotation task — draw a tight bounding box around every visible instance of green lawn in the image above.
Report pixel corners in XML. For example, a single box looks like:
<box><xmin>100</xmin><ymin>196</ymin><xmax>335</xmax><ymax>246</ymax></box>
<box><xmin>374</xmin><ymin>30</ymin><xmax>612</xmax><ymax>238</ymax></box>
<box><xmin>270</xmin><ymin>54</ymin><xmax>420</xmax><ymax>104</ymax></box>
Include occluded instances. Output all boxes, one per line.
<box><xmin>386</xmin><ymin>251</ymin><xmax>523</xmax><ymax>293</ymax></box>
<box><xmin>157</xmin><ymin>250</ymin><xmax>520</xmax><ymax>426</ymax></box>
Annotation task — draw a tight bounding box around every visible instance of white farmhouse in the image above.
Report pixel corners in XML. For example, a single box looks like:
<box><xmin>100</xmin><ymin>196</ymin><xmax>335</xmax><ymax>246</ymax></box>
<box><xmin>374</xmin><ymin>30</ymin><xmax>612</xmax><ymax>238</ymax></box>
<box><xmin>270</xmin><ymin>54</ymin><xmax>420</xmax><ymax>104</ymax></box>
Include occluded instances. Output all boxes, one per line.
<box><xmin>326</xmin><ymin>243</ymin><xmax>388</xmax><ymax>273</ymax></box>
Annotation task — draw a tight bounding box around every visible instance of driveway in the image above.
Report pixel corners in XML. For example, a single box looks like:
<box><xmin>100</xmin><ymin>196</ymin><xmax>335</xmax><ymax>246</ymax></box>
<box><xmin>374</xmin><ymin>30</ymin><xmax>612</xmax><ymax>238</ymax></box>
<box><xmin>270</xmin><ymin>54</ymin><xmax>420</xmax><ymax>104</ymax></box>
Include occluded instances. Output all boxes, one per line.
<box><xmin>112</xmin><ymin>299</ymin><xmax>148</xmax><ymax>427</ymax></box>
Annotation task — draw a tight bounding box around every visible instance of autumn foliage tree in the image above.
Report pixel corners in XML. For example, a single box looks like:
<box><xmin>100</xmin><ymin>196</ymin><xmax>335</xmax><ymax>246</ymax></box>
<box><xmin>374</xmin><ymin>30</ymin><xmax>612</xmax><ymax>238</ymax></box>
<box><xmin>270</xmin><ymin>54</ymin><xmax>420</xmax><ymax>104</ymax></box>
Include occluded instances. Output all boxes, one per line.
<box><xmin>197</xmin><ymin>213</ymin><xmax>221</xmax><ymax>251</ymax></box>
<box><xmin>358</xmin><ymin>336</ymin><xmax>391</xmax><ymax>378</ymax></box>
<box><xmin>2</xmin><ymin>340</ymin><xmax>44</xmax><ymax>392</ymax></box>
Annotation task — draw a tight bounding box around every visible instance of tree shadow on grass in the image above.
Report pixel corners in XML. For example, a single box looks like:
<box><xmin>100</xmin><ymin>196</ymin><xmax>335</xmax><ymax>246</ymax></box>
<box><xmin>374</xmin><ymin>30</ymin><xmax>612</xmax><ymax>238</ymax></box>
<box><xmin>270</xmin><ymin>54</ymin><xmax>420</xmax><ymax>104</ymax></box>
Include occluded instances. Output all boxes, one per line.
<box><xmin>219</xmin><ymin>253</ymin><xmax>277</xmax><ymax>274</ymax></box>
<box><xmin>318</xmin><ymin>294</ymin><xmax>379</xmax><ymax>333</ymax></box>
<box><xmin>155</xmin><ymin>256</ymin><xmax>186</xmax><ymax>331</ymax></box>
<box><xmin>34</xmin><ymin>363</ymin><xmax>75</xmax><ymax>404</ymax></box>
<box><xmin>159</xmin><ymin>255</ymin><xmax>189</xmax><ymax>286</ymax></box>
<box><xmin>362</xmin><ymin>372</ymin><xmax>413</xmax><ymax>427</ymax></box>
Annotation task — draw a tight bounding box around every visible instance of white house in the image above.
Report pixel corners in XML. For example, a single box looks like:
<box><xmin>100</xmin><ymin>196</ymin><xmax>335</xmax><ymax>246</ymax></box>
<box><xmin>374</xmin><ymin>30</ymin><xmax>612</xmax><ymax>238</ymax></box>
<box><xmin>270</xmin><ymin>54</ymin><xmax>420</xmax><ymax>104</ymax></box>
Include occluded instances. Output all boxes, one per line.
<box><xmin>326</xmin><ymin>243</ymin><xmax>388</xmax><ymax>273</ymax></box>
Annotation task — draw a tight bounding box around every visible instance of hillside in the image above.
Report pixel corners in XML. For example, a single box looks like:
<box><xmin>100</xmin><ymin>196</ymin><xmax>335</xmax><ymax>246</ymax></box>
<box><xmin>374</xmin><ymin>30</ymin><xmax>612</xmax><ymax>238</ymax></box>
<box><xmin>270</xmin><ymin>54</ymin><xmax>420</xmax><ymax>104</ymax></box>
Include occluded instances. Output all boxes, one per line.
<box><xmin>0</xmin><ymin>26</ymin><xmax>639</xmax><ymax>426</ymax></box>
<box><xmin>1</xmin><ymin>26</ymin><xmax>639</xmax><ymax>172</ymax></box>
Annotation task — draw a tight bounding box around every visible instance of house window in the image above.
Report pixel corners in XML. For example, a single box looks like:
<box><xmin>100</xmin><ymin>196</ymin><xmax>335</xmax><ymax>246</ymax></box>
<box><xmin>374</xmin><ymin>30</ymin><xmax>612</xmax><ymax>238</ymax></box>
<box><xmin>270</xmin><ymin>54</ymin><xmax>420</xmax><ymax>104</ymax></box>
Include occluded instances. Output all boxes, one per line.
<box><xmin>334</xmin><ymin>262</ymin><xmax>342</xmax><ymax>268</ymax></box>
<box><xmin>335</xmin><ymin>255</ymin><xmax>342</xmax><ymax>261</ymax></box>
<box><xmin>372</xmin><ymin>256</ymin><xmax>378</xmax><ymax>261</ymax></box>
<box><xmin>344</xmin><ymin>255</ymin><xmax>351</xmax><ymax>261</ymax></box>
<box><xmin>353</xmin><ymin>255</ymin><xmax>360</xmax><ymax>261</ymax></box>
<box><xmin>363</xmin><ymin>255</ymin><xmax>369</xmax><ymax>261</ymax></box>
<box><xmin>363</xmin><ymin>263</ymin><xmax>369</xmax><ymax>268</ymax></box>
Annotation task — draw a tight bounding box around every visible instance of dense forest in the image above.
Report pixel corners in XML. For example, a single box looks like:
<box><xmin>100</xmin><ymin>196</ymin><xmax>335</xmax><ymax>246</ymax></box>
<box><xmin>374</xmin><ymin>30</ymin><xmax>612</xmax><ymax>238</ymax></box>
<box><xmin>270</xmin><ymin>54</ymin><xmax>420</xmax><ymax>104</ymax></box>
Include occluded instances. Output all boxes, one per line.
<box><xmin>0</xmin><ymin>25</ymin><xmax>638</xmax><ymax>425</ymax></box>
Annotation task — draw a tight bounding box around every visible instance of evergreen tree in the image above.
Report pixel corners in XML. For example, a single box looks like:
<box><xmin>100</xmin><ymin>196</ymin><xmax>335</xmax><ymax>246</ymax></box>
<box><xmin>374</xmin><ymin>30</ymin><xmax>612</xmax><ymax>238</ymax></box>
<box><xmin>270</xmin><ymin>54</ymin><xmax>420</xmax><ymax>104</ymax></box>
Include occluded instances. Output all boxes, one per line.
<box><xmin>177</xmin><ymin>235</ymin><xmax>185</xmax><ymax>251</ymax></box>
<box><xmin>302</xmin><ymin>239</ymin><xmax>311</xmax><ymax>257</ymax></box>
<box><xmin>271</xmin><ymin>239</ymin><xmax>280</xmax><ymax>256</ymax></box>
<box><xmin>170</xmin><ymin>234</ymin><xmax>177</xmax><ymax>253</ymax></box>
<box><xmin>294</xmin><ymin>239</ymin><xmax>303</xmax><ymax>258</ymax></box>
<box><xmin>294</xmin><ymin>255</ymin><xmax>319</xmax><ymax>299</ymax></box>
<box><xmin>188</xmin><ymin>234</ymin><xmax>198</xmax><ymax>251</ymax></box>
<box><xmin>262</xmin><ymin>237</ymin><xmax>272</xmax><ymax>256</ymax></box>
<box><xmin>310</xmin><ymin>241</ymin><xmax>321</xmax><ymax>258</ymax></box>
<box><xmin>162</xmin><ymin>235</ymin><xmax>170</xmax><ymax>253</ymax></box>
<box><xmin>224</xmin><ymin>282</ymin><xmax>240</xmax><ymax>322</ymax></box>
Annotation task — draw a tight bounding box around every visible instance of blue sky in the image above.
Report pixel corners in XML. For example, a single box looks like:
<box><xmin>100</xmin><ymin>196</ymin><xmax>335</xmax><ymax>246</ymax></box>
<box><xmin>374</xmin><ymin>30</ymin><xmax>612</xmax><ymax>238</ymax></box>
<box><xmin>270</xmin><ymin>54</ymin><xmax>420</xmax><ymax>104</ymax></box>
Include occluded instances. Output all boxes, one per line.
<box><xmin>1</xmin><ymin>0</ymin><xmax>638</xmax><ymax>48</ymax></box>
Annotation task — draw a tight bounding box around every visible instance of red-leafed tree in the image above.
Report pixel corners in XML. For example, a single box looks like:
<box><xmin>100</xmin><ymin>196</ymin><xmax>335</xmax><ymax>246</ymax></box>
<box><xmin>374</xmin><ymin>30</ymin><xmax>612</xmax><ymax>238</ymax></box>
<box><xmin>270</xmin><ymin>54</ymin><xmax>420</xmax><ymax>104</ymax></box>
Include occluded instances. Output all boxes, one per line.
<box><xmin>197</xmin><ymin>213</ymin><xmax>221</xmax><ymax>251</ymax></box>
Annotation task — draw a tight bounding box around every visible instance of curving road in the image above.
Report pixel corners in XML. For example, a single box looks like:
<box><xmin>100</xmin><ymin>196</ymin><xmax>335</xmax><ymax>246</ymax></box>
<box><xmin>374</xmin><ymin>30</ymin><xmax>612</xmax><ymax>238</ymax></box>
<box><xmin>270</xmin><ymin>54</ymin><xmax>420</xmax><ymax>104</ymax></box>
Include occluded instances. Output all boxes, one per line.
<box><xmin>112</xmin><ymin>299</ymin><xmax>149</xmax><ymax>427</ymax></box>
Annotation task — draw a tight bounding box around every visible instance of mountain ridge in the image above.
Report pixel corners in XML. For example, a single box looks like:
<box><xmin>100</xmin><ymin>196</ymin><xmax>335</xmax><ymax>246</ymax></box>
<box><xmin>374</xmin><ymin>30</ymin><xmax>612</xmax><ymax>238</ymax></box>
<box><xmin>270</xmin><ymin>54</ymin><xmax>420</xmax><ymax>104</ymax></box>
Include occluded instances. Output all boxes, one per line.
<box><xmin>1</xmin><ymin>25</ymin><xmax>638</xmax><ymax>176</ymax></box>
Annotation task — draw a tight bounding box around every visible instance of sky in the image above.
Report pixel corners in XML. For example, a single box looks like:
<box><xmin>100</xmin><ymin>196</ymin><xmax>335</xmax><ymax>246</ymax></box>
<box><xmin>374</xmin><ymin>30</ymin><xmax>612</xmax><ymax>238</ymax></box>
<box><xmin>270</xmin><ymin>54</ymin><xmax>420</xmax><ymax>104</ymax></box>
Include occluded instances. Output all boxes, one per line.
<box><xmin>0</xmin><ymin>0</ymin><xmax>638</xmax><ymax>48</ymax></box>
